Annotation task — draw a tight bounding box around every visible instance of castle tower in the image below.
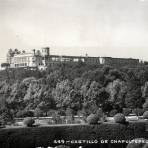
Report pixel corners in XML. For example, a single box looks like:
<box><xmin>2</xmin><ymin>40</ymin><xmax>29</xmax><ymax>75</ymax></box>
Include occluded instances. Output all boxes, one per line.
<box><xmin>41</xmin><ymin>47</ymin><xmax>50</xmax><ymax>66</ymax></box>
<box><xmin>41</xmin><ymin>47</ymin><xmax>50</xmax><ymax>56</ymax></box>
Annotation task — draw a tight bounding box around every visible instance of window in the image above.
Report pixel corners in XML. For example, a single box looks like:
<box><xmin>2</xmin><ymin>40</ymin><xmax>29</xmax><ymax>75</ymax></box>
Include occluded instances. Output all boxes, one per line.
<box><xmin>74</xmin><ymin>58</ymin><xmax>79</xmax><ymax>62</ymax></box>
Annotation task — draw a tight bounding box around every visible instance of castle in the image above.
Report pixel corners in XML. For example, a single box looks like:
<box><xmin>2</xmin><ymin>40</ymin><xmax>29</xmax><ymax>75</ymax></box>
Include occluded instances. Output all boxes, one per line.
<box><xmin>4</xmin><ymin>47</ymin><xmax>140</xmax><ymax>70</ymax></box>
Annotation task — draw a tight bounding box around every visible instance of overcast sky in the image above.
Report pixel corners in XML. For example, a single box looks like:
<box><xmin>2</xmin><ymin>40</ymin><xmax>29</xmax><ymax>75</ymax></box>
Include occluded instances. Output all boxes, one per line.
<box><xmin>0</xmin><ymin>0</ymin><xmax>148</xmax><ymax>63</ymax></box>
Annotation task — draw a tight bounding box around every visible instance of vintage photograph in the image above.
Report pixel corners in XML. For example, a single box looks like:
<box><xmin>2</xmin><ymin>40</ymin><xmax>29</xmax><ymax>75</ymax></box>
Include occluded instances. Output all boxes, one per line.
<box><xmin>0</xmin><ymin>0</ymin><xmax>148</xmax><ymax>148</ymax></box>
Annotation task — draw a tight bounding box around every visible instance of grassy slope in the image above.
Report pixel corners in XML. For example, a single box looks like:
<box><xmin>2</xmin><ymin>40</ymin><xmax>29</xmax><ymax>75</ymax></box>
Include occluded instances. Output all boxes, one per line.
<box><xmin>0</xmin><ymin>122</ymin><xmax>148</xmax><ymax>148</ymax></box>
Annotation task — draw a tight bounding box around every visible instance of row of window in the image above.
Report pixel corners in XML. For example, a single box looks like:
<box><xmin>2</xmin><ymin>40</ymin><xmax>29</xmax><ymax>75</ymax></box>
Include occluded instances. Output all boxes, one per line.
<box><xmin>15</xmin><ymin>63</ymin><xmax>27</xmax><ymax>67</ymax></box>
<box><xmin>13</xmin><ymin>57</ymin><xmax>36</xmax><ymax>63</ymax></box>
<box><xmin>50</xmin><ymin>57</ymin><xmax>85</xmax><ymax>62</ymax></box>
<box><xmin>14</xmin><ymin>63</ymin><xmax>45</xmax><ymax>67</ymax></box>
<box><xmin>14</xmin><ymin>57</ymin><xmax>28</xmax><ymax>63</ymax></box>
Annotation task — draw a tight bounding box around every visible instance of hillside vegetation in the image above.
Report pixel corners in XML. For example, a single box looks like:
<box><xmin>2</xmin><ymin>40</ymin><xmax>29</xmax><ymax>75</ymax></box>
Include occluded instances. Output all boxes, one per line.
<box><xmin>0</xmin><ymin>62</ymin><xmax>148</xmax><ymax>123</ymax></box>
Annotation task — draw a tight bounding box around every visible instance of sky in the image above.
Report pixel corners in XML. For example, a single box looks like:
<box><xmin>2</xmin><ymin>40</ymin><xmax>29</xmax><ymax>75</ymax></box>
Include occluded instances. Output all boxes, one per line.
<box><xmin>1</xmin><ymin>0</ymin><xmax>148</xmax><ymax>63</ymax></box>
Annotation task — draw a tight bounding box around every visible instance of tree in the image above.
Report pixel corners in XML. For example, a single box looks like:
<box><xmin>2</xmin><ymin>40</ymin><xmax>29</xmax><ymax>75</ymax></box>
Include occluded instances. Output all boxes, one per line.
<box><xmin>143</xmin><ymin>100</ymin><xmax>148</xmax><ymax>111</ymax></box>
<box><xmin>34</xmin><ymin>107</ymin><xmax>44</xmax><ymax>117</ymax></box>
<box><xmin>125</xmin><ymin>88</ymin><xmax>144</xmax><ymax>109</ymax></box>
<box><xmin>0</xmin><ymin>99</ymin><xmax>14</xmax><ymax>125</ymax></box>
<box><xmin>97</xmin><ymin>88</ymin><xmax>110</xmax><ymax>106</ymax></box>
<box><xmin>46</xmin><ymin>70</ymin><xmax>62</xmax><ymax>88</ymax></box>
<box><xmin>142</xmin><ymin>82</ymin><xmax>148</xmax><ymax>99</ymax></box>
<box><xmin>37</xmin><ymin>101</ymin><xmax>50</xmax><ymax>116</ymax></box>
<box><xmin>81</xmin><ymin>81</ymin><xmax>100</xmax><ymax>114</ymax></box>
<box><xmin>53</xmin><ymin>79</ymin><xmax>72</xmax><ymax>109</ymax></box>
<box><xmin>16</xmin><ymin>110</ymin><xmax>34</xmax><ymax>118</ymax></box>
<box><xmin>1</xmin><ymin>63</ymin><xmax>10</xmax><ymax>68</ymax></box>
<box><xmin>72</xmin><ymin>78</ymin><xmax>83</xmax><ymax>90</ymax></box>
<box><xmin>106</xmin><ymin>79</ymin><xmax>127</xmax><ymax>108</ymax></box>
<box><xmin>68</xmin><ymin>89</ymin><xmax>82</xmax><ymax>112</ymax></box>
<box><xmin>14</xmin><ymin>48</ymin><xmax>21</xmax><ymax>54</ymax></box>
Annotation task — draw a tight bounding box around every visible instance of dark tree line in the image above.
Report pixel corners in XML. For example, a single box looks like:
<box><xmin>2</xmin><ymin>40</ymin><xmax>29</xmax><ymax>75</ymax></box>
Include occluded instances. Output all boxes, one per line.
<box><xmin>0</xmin><ymin>62</ymin><xmax>148</xmax><ymax>123</ymax></box>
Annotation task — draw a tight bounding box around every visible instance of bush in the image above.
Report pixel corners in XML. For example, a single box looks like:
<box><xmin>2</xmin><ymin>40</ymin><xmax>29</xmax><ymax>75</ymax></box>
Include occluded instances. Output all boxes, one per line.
<box><xmin>24</xmin><ymin>110</ymin><xmax>34</xmax><ymax>117</ymax></box>
<box><xmin>23</xmin><ymin>117</ymin><xmax>35</xmax><ymax>127</ymax></box>
<box><xmin>0</xmin><ymin>109</ymin><xmax>14</xmax><ymax>125</ymax></box>
<box><xmin>143</xmin><ymin>101</ymin><xmax>148</xmax><ymax>111</ymax></box>
<box><xmin>74</xmin><ymin>118</ymin><xmax>86</xmax><ymax>124</ymax></box>
<box><xmin>109</xmin><ymin>109</ymin><xmax>118</xmax><ymax>117</ymax></box>
<box><xmin>114</xmin><ymin>113</ymin><xmax>126</xmax><ymax>124</ymax></box>
<box><xmin>47</xmin><ymin>119</ymin><xmax>56</xmax><ymax>125</ymax></box>
<box><xmin>0</xmin><ymin>120</ymin><xmax>5</xmax><ymax>128</ymax></box>
<box><xmin>132</xmin><ymin>108</ymin><xmax>144</xmax><ymax>116</ymax></box>
<box><xmin>143</xmin><ymin>111</ymin><xmax>148</xmax><ymax>119</ymax></box>
<box><xmin>126</xmin><ymin>138</ymin><xmax>147</xmax><ymax>148</ymax></box>
<box><xmin>123</xmin><ymin>108</ymin><xmax>132</xmax><ymax>116</ymax></box>
<box><xmin>66</xmin><ymin>115</ymin><xmax>74</xmax><ymax>124</ymax></box>
<box><xmin>47</xmin><ymin>109</ymin><xmax>57</xmax><ymax>117</ymax></box>
<box><xmin>16</xmin><ymin>110</ymin><xmax>34</xmax><ymax>118</ymax></box>
<box><xmin>66</xmin><ymin>108</ymin><xmax>74</xmax><ymax>116</ymax></box>
<box><xmin>57</xmin><ymin>109</ymin><xmax>66</xmax><ymax>116</ymax></box>
<box><xmin>77</xmin><ymin>110</ymin><xmax>87</xmax><ymax>119</ymax></box>
<box><xmin>143</xmin><ymin>144</ymin><xmax>148</xmax><ymax>148</ymax></box>
<box><xmin>86</xmin><ymin>114</ymin><xmax>99</xmax><ymax>124</ymax></box>
<box><xmin>34</xmin><ymin>108</ymin><xmax>44</xmax><ymax>117</ymax></box>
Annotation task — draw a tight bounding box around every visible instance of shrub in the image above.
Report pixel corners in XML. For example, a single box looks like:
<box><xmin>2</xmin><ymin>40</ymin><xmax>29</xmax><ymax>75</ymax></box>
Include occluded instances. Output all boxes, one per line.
<box><xmin>77</xmin><ymin>110</ymin><xmax>87</xmax><ymax>119</ymax></box>
<box><xmin>52</xmin><ymin>113</ymin><xmax>63</xmax><ymax>124</ymax></box>
<box><xmin>16</xmin><ymin>110</ymin><xmax>34</xmax><ymax>118</ymax></box>
<box><xmin>23</xmin><ymin>110</ymin><xmax>34</xmax><ymax>117</ymax></box>
<box><xmin>143</xmin><ymin>111</ymin><xmax>148</xmax><ymax>119</ymax></box>
<box><xmin>143</xmin><ymin>101</ymin><xmax>148</xmax><ymax>111</ymax></box>
<box><xmin>47</xmin><ymin>109</ymin><xmax>57</xmax><ymax>117</ymax></box>
<box><xmin>57</xmin><ymin>109</ymin><xmax>66</xmax><ymax>116</ymax></box>
<box><xmin>0</xmin><ymin>119</ymin><xmax>5</xmax><ymax>128</ymax></box>
<box><xmin>123</xmin><ymin>108</ymin><xmax>132</xmax><ymax>116</ymax></box>
<box><xmin>86</xmin><ymin>114</ymin><xmax>99</xmax><ymax>124</ymax></box>
<box><xmin>47</xmin><ymin>119</ymin><xmax>56</xmax><ymax>125</ymax></box>
<box><xmin>114</xmin><ymin>113</ymin><xmax>126</xmax><ymax>123</ymax></box>
<box><xmin>132</xmin><ymin>108</ymin><xmax>144</xmax><ymax>116</ymax></box>
<box><xmin>109</xmin><ymin>109</ymin><xmax>118</xmax><ymax>117</ymax></box>
<box><xmin>143</xmin><ymin>143</ymin><xmax>148</xmax><ymax>148</ymax></box>
<box><xmin>66</xmin><ymin>115</ymin><xmax>74</xmax><ymax>124</ymax></box>
<box><xmin>66</xmin><ymin>108</ymin><xmax>74</xmax><ymax>116</ymax></box>
<box><xmin>0</xmin><ymin>109</ymin><xmax>14</xmax><ymax>125</ymax></box>
<box><xmin>22</xmin><ymin>77</ymin><xmax>36</xmax><ymax>85</ymax></box>
<box><xmin>65</xmin><ymin>108</ymin><xmax>75</xmax><ymax>124</ymax></box>
<box><xmin>34</xmin><ymin>108</ymin><xmax>44</xmax><ymax>117</ymax></box>
<box><xmin>23</xmin><ymin>117</ymin><xmax>35</xmax><ymax>127</ymax></box>
<box><xmin>74</xmin><ymin>118</ymin><xmax>86</xmax><ymax>124</ymax></box>
<box><xmin>126</xmin><ymin>138</ymin><xmax>147</xmax><ymax>148</ymax></box>
<box><xmin>47</xmin><ymin>110</ymin><xmax>63</xmax><ymax>124</ymax></box>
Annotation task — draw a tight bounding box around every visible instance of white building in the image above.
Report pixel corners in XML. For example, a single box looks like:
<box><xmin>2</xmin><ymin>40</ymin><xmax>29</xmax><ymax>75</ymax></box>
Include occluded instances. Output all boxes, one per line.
<box><xmin>9</xmin><ymin>47</ymin><xmax>50</xmax><ymax>70</ymax></box>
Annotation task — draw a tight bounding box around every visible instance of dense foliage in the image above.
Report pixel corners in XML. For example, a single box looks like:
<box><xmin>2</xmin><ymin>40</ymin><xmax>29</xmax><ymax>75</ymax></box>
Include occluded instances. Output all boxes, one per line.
<box><xmin>86</xmin><ymin>113</ymin><xmax>99</xmax><ymax>124</ymax></box>
<box><xmin>143</xmin><ymin>111</ymin><xmax>148</xmax><ymax>119</ymax></box>
<box><xmin>114</xmin><ymin>113</ymin><xmax>126</xmax><ymax>123</ymax></box>
<box><xmin>0</xmin><ymin>62</ymin><xmax>148</xmax><ymax>123</ymax></box>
